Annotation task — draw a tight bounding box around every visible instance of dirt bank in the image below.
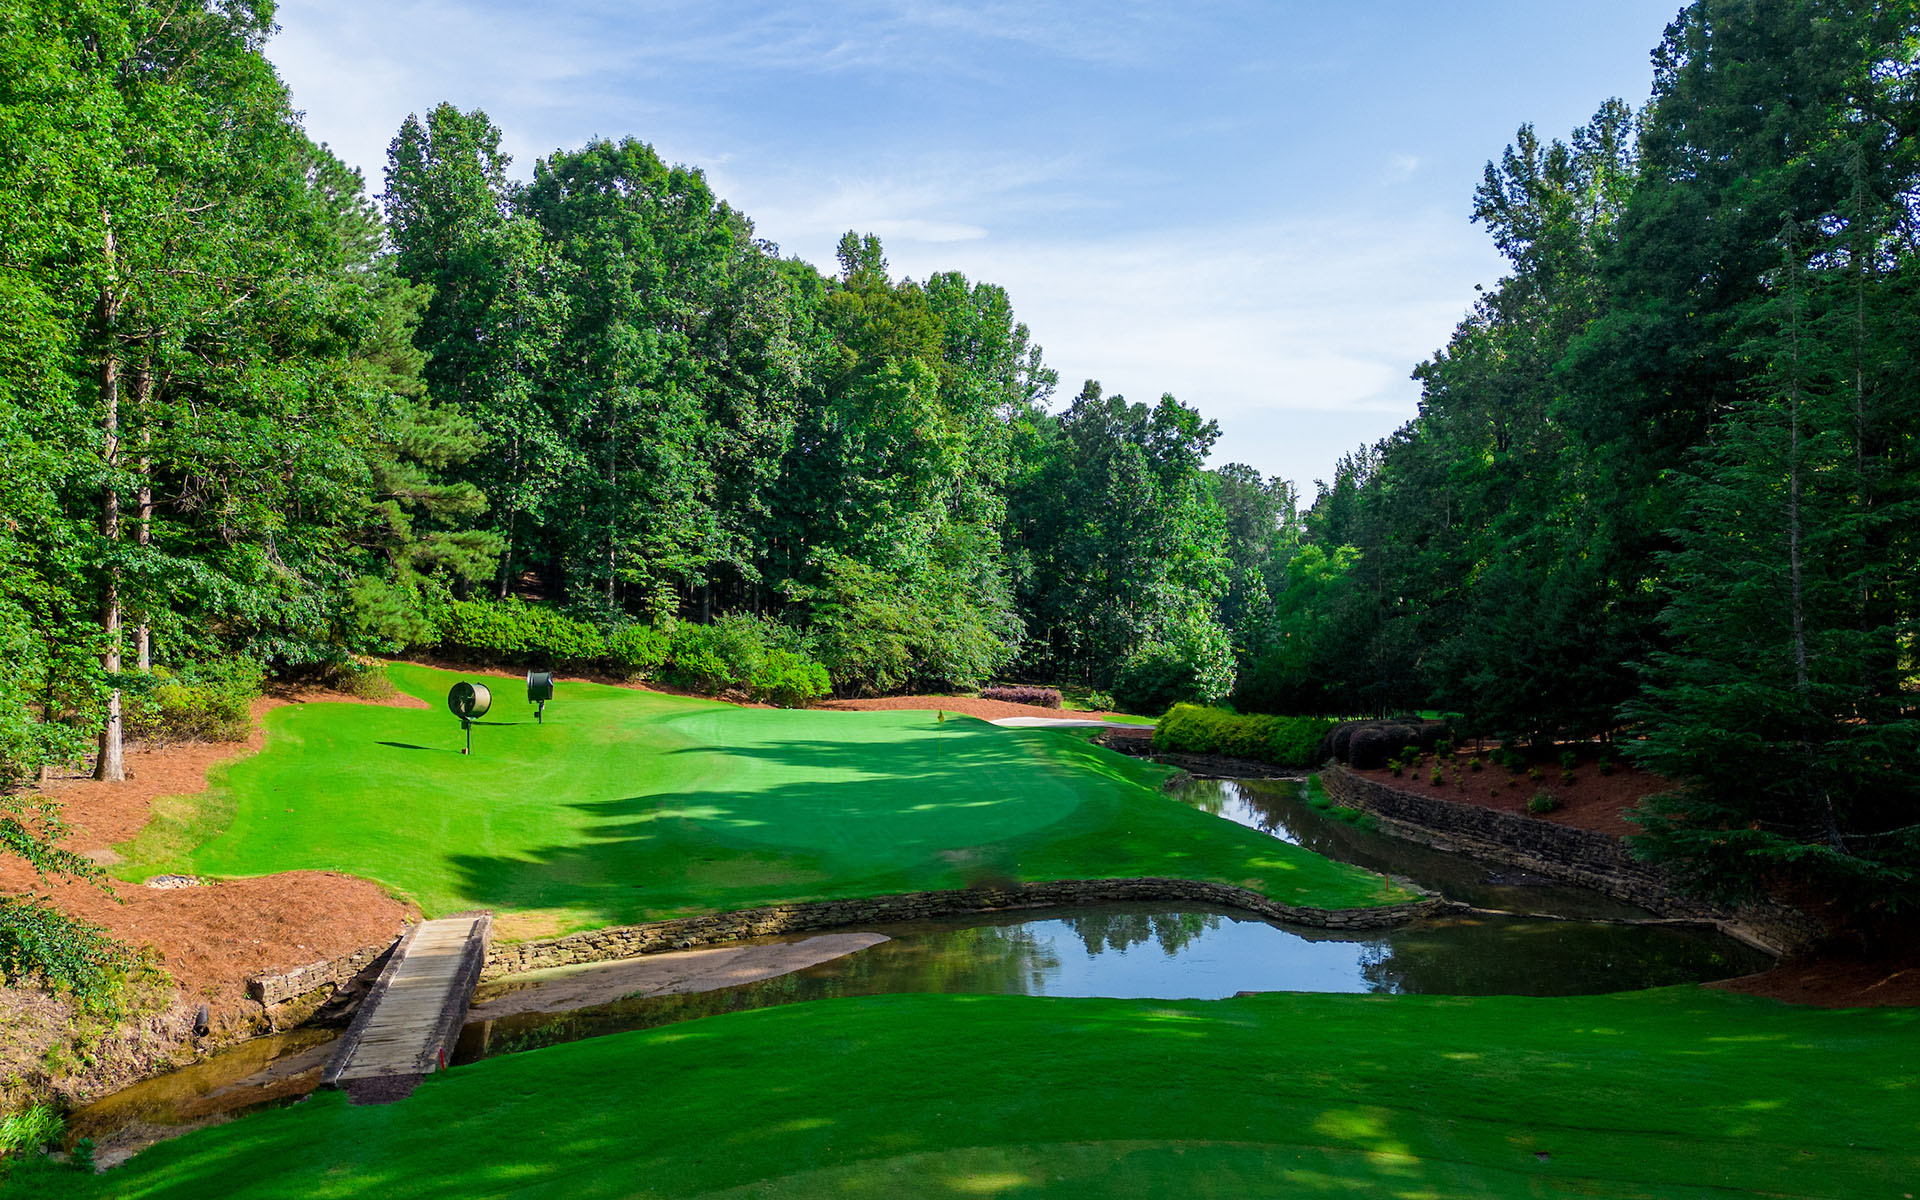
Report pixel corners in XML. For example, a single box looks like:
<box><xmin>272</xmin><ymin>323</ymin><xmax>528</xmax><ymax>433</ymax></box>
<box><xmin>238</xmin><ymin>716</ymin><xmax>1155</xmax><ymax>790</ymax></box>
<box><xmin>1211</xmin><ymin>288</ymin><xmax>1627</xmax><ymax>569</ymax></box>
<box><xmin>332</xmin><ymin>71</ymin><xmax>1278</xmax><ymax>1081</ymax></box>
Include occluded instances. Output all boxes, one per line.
<box><xmin>1350</xmin><ymin>749</ymin><xmax>1668</xmax><ymax>837</ymax></box>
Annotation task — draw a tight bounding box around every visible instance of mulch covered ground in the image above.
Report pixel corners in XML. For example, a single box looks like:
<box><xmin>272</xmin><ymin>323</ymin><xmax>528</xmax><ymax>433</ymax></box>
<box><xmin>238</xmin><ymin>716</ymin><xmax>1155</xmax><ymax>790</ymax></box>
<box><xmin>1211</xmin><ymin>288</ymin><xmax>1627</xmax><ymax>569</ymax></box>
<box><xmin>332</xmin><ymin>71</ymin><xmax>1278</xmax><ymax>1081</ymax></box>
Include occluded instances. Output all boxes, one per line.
<box><xmin>1349</xmin><ymin>746</ymin><xmax>1668</xmax><ymax>836</ymax></box>
<box><xmin>1712</xmin><ymin>954</ymin><xmax>1920</xmax><ymax>1008</ymax></box>
<box><xmin>9</xmin><ymin>684</ymin><xmax>423</xmax><ymax>1004</ymax></box>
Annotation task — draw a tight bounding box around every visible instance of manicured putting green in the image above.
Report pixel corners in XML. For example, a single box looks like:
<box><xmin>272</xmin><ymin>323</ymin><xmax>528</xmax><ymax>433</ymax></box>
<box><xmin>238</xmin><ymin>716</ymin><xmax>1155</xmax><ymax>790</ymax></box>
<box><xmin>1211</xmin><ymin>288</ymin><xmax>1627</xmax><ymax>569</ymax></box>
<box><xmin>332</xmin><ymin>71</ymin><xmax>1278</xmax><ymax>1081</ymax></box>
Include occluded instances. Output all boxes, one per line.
<box><xmin>17</xmin><ymin>988</ymin><xmax>1915</xmax><ymax>1198</ymax></box>
<box><xmin>113</xmin><ymin>664</ymin><xmax>1409</xmax><ymax>933</ymax></box>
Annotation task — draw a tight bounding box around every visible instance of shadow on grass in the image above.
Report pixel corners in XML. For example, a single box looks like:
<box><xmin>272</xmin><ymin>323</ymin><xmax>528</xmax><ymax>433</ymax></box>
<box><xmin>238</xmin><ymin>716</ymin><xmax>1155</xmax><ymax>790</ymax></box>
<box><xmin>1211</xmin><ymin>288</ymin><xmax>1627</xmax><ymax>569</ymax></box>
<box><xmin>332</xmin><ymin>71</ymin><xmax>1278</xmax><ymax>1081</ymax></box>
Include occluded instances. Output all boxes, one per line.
<box><xmin>441</xmin><ymin>723</ymin><xmax>1107</xmax><ymax>929</ymax></box>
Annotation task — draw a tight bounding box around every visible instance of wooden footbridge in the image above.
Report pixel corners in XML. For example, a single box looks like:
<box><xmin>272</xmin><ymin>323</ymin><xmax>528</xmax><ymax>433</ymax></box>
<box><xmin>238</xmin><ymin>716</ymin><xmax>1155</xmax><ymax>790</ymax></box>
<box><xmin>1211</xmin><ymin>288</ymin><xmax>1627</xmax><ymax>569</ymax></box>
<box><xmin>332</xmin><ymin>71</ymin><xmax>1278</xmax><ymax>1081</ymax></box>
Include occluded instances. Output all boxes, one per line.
<box><xmin>322</xmin><ymin>914</ymin><xmax>491</xmax><ymax>1104</ymax></box>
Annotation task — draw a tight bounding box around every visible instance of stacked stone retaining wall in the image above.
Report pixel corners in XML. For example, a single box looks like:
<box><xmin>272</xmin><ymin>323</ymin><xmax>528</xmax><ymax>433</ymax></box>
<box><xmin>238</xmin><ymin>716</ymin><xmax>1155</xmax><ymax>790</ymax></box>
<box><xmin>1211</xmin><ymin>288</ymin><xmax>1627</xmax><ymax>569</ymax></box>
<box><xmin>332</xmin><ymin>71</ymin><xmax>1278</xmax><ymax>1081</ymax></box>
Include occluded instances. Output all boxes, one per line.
<box><xmin>248</xmin><ymin>940</ymin><xmax>396</xmax><ymax>1007</ymax></box>
<box><xmin>1321</xmin><ymin>766</ymin><xmax>1823</xmax><ymax>954</ymax></box>
<box><xmin>485</xmin><ymin>878</ymin><xmax>1443</xmax><ymax>977</ymax></box>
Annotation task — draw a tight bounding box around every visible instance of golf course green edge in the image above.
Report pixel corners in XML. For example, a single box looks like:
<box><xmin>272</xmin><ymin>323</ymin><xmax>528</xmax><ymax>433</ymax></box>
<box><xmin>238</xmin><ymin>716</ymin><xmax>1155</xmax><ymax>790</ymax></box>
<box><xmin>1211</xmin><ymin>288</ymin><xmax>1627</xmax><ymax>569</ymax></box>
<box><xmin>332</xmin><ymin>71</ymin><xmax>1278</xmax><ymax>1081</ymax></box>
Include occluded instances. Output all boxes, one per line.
<box><xmin>106</xmin><ymin>662</ymin><xmax>1420</xmax><ymax>939</ymax></box>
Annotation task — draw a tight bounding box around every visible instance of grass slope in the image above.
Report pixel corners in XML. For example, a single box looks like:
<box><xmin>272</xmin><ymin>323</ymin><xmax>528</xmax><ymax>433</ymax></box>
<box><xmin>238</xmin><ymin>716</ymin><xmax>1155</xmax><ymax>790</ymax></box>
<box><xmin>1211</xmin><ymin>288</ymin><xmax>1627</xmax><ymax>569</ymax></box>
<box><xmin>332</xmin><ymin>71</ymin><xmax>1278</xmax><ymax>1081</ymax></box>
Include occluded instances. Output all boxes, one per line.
<box><xmin>18</xmin><ymin>988</ymin><xmax>1916</xmax><ymax>1198</ymax></box>
<box><xmin>112</xmin><ymin>664</ymin><xmax>1407</xmax><ymax>934</ymax></box>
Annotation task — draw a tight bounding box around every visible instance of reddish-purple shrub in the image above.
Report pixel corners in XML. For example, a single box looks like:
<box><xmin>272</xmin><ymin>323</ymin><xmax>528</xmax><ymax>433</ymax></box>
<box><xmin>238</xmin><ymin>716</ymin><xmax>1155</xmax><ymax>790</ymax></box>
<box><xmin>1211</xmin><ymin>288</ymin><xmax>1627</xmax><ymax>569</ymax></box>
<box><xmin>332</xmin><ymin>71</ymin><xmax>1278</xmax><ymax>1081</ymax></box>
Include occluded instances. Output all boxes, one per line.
<box><xmin>981</xmin><ymin>685</ymin><xmax>1062</xmax><ymax>709</ymax></box>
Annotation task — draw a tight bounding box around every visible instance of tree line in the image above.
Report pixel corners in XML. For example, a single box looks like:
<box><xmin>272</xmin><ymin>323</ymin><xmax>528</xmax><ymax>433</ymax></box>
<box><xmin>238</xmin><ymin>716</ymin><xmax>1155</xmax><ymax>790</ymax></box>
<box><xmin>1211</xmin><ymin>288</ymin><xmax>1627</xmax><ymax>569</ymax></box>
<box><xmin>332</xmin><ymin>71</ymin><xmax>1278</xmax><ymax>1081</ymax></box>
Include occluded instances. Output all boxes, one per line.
<box><xmin>0</xmin><ymin>0</ymin><xmax>1283</xmax><ymax>798</ymax></box>
<box><xmin>1259</xmin><ymin>0</ymin><xmax>1919</xmax><ymax>917</ymax></box>
<box><xmin>4</xmin><ymin>0</ymin><xmax>1914</xmax><ymax>919</ymax></box>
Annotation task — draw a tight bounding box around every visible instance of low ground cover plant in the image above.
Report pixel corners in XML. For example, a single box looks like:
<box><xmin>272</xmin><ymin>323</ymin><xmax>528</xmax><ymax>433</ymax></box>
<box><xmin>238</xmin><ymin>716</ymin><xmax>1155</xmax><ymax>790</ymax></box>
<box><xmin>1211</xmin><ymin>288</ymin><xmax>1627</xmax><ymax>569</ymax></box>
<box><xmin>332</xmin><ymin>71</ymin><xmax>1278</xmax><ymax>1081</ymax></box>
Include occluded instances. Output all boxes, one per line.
<box><xmin>125</xmin><ymin>660</ymin><xmax>263</xmax><ymax>744</ymax></box>
<box><xmin>1153</xmin><ymin>704</ymin><xmax>1332</xmax><ymax>767</ymax></box>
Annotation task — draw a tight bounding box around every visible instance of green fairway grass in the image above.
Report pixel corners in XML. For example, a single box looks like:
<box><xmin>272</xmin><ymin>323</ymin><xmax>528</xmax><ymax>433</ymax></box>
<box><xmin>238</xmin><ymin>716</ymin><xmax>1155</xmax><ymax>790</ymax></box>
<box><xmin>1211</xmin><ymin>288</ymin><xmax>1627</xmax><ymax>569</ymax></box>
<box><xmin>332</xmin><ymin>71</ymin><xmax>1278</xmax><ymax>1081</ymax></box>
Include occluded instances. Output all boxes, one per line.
<box><xmin>16</xmin><ymin>988</ymin><xmax>1914</xmax><ymax>1199</ymax></box>
<box><xmin>110</xmin><ymin>664</ymin><xmax>1409</xmax><ymax>934</ymax></box>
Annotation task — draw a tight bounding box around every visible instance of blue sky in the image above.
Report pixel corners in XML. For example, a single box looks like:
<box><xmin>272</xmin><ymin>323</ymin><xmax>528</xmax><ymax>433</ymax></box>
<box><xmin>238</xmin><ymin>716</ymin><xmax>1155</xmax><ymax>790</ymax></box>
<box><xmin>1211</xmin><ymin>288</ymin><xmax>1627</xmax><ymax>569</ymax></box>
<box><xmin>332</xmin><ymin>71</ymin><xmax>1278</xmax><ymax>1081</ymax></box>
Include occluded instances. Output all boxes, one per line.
<box><xmin>270</xmin><ymin>1</ymin><xmax>1682</xmax><ymax>495</ymax></box>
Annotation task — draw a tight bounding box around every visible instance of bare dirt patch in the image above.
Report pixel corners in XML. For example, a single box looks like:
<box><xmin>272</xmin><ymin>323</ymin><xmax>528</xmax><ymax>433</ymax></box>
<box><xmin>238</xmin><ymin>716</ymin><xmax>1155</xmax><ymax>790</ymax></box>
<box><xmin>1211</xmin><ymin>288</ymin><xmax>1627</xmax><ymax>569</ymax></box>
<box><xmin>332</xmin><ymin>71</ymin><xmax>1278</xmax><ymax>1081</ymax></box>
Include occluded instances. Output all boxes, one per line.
<box><xmin>1351</xmin><ymin>749</ymin><xmax>1669</xmax><ymax>837</ymax></box>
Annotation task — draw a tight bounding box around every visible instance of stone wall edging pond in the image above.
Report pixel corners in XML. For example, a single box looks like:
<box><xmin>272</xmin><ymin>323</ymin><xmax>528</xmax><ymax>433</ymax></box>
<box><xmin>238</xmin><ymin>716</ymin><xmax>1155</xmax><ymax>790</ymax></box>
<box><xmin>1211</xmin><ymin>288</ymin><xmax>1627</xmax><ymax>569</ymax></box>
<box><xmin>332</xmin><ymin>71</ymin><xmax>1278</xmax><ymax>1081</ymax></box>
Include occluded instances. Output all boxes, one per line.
<box><xmin>249</xmin><ymin>940</ymin><xmax>396</xmax><ymax>1008</ymax></box>
<box><xmin>483</xmin><ymin>879</ymin><xmax>1446</xmax><ymax>978</ymax></box>
<box><xmin>1321</xmin><ymin>766</ymin><xmax>1823</xmax><ymax>956</ymax></box>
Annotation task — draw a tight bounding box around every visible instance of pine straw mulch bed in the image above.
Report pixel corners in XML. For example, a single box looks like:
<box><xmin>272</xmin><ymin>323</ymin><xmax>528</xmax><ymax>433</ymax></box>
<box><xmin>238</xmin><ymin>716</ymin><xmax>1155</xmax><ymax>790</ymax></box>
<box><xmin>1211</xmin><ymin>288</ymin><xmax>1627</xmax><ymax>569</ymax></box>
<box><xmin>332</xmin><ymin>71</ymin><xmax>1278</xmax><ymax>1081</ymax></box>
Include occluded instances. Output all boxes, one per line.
<box><xmin>8</xmin><ymin>684</ymin><xmax>424</xmax><ymax>1008</ymax></box>
<box><xmin>1349</xmin><ymin>746</ymin><xmax>1668</xmax><ymax>837</ymax></box>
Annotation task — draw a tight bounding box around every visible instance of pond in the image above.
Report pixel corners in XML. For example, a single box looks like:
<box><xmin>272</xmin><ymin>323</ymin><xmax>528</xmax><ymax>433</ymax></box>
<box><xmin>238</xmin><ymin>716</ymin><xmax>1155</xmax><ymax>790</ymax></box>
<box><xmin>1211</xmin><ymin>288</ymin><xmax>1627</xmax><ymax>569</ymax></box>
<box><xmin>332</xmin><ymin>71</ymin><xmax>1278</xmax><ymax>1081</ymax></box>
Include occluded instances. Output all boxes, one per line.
<box><xmin>452</xmin><ymin>900</ymin><xmax>1772</xmax><ymax>1064</ymax></box>
<box><xmin>1167</xmin><ymin>776</ymin><xmax>1657</xmax><ymax>921</ymax></box>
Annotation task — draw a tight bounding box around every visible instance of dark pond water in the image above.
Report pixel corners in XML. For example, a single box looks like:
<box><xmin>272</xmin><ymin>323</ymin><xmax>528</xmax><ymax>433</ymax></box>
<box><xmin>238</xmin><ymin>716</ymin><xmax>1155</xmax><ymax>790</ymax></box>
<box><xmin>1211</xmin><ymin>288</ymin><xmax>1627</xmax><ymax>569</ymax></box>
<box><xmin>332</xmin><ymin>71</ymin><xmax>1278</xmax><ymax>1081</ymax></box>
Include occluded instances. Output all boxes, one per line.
<box><xmin>1168</xmin><ymin>776</ymin><xmax>1657</xmax><ymax>921</ymax></box>
<box><xmin>452</xmin><ymin>901</ymin><xmax>1772</xmax><ymax>1064</ymax></box>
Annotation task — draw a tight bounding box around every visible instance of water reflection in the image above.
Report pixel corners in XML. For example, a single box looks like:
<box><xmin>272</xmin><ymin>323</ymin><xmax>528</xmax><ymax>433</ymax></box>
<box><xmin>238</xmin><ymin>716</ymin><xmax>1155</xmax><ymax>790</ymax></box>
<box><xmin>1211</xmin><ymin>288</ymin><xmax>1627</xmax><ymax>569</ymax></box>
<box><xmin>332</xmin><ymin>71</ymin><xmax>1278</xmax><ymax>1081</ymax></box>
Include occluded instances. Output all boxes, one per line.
<box><xmin>454</xmin><ymin>902</ymin><xmax>1772</xmax><ymax>1064</ymax></box>
<box><xmin>1168</xmin><ymin>777</ymin><xmax>1655</xmax><ymax>920</ymax></box>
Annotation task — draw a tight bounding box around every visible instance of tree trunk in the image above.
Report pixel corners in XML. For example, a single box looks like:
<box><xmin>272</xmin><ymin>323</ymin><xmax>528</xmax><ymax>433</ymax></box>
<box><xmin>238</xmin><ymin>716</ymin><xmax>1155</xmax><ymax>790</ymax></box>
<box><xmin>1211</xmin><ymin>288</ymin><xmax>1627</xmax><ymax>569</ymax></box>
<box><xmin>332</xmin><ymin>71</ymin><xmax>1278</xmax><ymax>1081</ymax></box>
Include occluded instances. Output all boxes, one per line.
<box><xmin>134</xmin><ymin>356</ymin><xmax>153</xmax><ymax>672</ymax></box>
<box><xmin>95</xmin><ymin>217</ymin><xmax>124</xmax><ymax>782</ymax></box>
<box><xmin>606</xmin><ymin>424</ymin><xmax>618</xmax><ymax>610</ymax></box>
<box><xmin>497</xmin><ymin>433</ymin><xmax>520</xmax><ymax>600</ymax></box>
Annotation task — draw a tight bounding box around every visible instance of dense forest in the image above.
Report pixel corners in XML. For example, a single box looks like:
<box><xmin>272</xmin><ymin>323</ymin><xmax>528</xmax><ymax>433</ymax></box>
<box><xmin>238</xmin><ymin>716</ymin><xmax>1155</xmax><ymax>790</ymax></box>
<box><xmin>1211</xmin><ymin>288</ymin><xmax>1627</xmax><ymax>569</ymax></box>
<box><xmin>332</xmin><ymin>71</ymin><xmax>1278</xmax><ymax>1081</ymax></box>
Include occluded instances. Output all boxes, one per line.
<box><xmin>1</xmin><ymin>0</ymin><xmax>1916</xmax><ymax>915</ymax></box>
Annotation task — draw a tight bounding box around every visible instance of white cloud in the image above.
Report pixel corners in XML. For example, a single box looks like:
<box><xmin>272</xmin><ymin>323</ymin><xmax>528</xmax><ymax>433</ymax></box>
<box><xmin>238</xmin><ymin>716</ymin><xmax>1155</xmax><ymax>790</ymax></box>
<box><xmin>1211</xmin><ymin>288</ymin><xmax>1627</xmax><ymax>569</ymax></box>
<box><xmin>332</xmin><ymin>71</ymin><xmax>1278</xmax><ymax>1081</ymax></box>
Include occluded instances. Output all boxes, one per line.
<box><xmin>823</xmin><ymin>210</ymin><xmax>1501</xmax><ymax>490</ymax></box>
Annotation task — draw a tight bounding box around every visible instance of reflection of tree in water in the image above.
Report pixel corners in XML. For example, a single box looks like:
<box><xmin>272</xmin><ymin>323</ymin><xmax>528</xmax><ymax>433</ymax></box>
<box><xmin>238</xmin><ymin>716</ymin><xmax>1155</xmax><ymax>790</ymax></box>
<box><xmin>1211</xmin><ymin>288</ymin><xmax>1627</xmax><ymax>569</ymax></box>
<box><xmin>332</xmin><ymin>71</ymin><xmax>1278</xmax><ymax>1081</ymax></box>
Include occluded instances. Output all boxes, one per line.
<box><xmin>1058</xmin><ymin>909</ymin><xmax>1221</xmax><ymax>957</ymax></box>
<box><xmin>1354</xmin><ymin>939</ymin><xmax>1407</xmax><ymax>994</ymax></box>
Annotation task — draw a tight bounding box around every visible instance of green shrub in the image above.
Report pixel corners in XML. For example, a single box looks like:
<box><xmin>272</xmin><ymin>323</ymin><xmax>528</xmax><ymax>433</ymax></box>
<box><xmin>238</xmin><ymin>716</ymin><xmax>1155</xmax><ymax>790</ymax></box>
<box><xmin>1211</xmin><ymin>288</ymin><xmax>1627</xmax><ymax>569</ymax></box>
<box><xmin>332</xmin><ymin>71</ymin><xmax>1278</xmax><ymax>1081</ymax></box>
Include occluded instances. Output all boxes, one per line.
<box><xmin>749</xmin><ymin>650</ymin><xmax>831</xmax><ymax>709</ymax></box>
<box><xmin>606</xmin><ymin>625</ymin><xmax>670</xmax><ymax>681</ymax></box>
<box><xmin>314</xmin><ymin>655</ymin><xmax>395</xmax><ymax>700</ymax></box>
<box><xmin>443</xmin><ymin>598</ymin><xmax>606</xmax><ymax>668</ymax></box>
<box><xmin>666</xmin><ymin>623</ymin><xmax>739</xmax><ymax>694</ymax></box>
<box><xmin>1528</xmin><ymin>791</ymin><xmax>1561</xmax><ymax>815</ymax></box>
<box><xmin>1429</xmin><ymin>767</ymin><xmax>1444</xmax><ymax>785</ymax></box>
<box><xmin>1527</xmin><ymin>766</ymin><xmax>1542</xmax><ymax>781</ymax></box>
<box><xmin>126</xmin><ymin>660</ymin><xmax>263</xmax><ymax>744</ymax></box>
<box><xmin>1389</xmin><ymin>758</ymin><xmax>1404</xmax><ymax>777</ymax></box>
<box><xmin>1560</xmin><ymin>770</ymin><xmax>1576</xmax><ymax>787</ymax></box>
<box><xmin>1111</xmin><ymin>616</ymin><xmax>1235</xmax><ymax>717</ymax></box>
<box><xmin>1559</xmin><ymin>749</ymin><xmax>1579</xmax><ymax>771</ymax></box>
<box><xmin>347</xmin><ymin>575</ymin><xmax>452</xmax><ymax>652</ymax></box>
<box><xmin>0</xmin><ymin>898</ymin><xmax>134</xmax><ymax>1002</ymax></box>
<box><xmin>1468</xmin><ymin>756</ymin><xmax>1483</xmax><ymax>772</ymax></box>
<box><xmin>1152</xmin><ymin>704</ymin><xmax>1333</xmax><ymax>768</ymax></box>
<box><xmin>1597</xmin><ymin>755</ymin><xmax>1615</xmax><ymax>777</ymax></box>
